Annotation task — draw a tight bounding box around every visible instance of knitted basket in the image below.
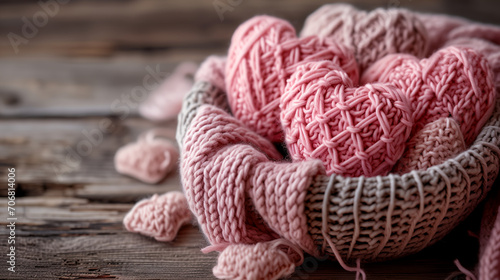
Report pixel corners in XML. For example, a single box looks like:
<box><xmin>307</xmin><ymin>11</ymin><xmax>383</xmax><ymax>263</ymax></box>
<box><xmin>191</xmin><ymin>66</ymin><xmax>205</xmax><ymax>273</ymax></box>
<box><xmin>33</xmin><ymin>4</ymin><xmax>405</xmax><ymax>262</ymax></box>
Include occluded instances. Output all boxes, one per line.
<box><xmin>177</xmin><ymin>80</ymin><xmax>500</xmax><ymax>263</ymax></box>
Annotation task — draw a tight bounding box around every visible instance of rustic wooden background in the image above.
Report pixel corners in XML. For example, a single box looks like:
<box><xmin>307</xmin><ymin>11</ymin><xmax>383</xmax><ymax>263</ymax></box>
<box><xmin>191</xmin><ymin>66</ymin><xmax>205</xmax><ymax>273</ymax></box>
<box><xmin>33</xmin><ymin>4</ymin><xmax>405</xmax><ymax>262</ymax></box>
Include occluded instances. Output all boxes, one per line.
<box><xmin>0</xmin><ymin>0</ymin><xmax>499</xmax><ymax>279</ymax></box>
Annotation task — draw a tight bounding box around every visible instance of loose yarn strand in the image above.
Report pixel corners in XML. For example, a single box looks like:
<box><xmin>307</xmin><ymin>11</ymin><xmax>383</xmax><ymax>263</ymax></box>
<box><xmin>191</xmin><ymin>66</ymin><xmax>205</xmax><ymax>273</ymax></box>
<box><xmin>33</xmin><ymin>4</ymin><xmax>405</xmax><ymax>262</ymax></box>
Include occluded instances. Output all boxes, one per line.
<box><xmin>322</xmin><ymin>175</ymin><xmax>366</xmax><ymax>279</ymax></box>
<box><xmin>454</xmin><ymin>259</ymin><xmax>477</xmax><ymax>280</ymax></box>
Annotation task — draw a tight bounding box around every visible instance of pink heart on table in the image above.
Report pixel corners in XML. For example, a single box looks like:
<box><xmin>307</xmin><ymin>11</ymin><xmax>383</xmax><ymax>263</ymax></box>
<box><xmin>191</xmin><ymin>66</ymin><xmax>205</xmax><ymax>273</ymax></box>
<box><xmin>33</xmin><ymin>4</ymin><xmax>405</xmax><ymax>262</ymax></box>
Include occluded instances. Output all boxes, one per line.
<box><xmin>281</xmin><ymin>60</ymin><xmax>413</xmax><ymax>177</ymax></box>
<box><xmin>123</xmin><ymin>192</ymin><xmax>192</xmax><ymax>242</ymax></box>
<box><xmin>114</xmin><ymin>129</ymin><xmax>179</xmax><ymax>184</ymax></box>
<box><xmin>213</xmin><ymin>239</ymin><xmax>301</xmax><ymax>280</ymax></box>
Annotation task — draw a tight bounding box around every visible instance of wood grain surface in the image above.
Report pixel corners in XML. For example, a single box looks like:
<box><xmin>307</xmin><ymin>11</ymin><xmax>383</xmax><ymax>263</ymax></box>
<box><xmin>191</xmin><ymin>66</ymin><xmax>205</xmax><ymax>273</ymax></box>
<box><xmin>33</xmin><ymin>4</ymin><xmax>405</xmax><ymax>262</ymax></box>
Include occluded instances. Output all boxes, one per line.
<box><xmin>0</xmin><ymin>0</ymin><xmax>499</xmax><ymax>279</ymax></box>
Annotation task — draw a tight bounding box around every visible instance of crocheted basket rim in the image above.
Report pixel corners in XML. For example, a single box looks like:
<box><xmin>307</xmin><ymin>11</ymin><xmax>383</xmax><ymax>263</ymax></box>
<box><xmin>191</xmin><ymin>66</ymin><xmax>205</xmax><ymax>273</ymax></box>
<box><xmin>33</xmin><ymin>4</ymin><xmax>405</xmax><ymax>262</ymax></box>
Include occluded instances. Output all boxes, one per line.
<box><xmin>177</xmin><ymin>81</ymin><xmax>500</xmax><ymax>263</ymax></box>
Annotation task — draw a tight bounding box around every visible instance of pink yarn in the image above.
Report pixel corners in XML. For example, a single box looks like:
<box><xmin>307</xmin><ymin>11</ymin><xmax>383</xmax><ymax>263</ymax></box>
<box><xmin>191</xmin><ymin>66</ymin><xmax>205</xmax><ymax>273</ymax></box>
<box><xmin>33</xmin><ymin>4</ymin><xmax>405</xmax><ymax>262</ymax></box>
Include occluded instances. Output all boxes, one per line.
<box><xmin>281</xmin><ymin>60</ymin><xmax>413</xmax><ymax>177</ymax></box>
<box><xmin>226</xmin><ymin>15</ymin><xmax>358</xmax><ymax>142</ymax></box>
<box><xmin>139</xmin><ymin>62</ymin><xmax>197</xmax><ymax>121</ymax></box>
<box><xmin>123</xmin><ymin>191</ymin><xmax>192</xmax><ymax>242</ymax></box>
<box><xmin>444</xmin><ymin>37</ymin><xmax>500</xmax><ymax>89</ymax></box>
<box><xmin>415</xmin><ymin>13</ymin><xmax>468</xmax><ymax>55</ymax></box>
<box><xmin>181</xmin><ymin>104</ymin><xmax>323</xmax><ymax>254</ymax></box>
<box><xmin>392</xmin><ymin>117</ymin><xmax>466</xmax><ymax>174</ymax></box>
<box><xmin>213</xmin><ymin>239</ymin><xmax>302</xmax><ymax>280</ymax></box>
<box><xmin>195</xmin><ymin>55</ymin><xmax>227</xmax><ymax>92</ymax></box>
<box><xmin>114</xmin><ymin>129</ymin><xmax>179</xmax><ymax>184</ymax></box>
<box><xmin>300</xmin><ymin>4</ymin><xmax>428</xmax><ymax>72</ymax></box>
<box><xmin>362</xmin><ymin>46</ymin><xmax>495</xmax><ymax>145</ymax></box>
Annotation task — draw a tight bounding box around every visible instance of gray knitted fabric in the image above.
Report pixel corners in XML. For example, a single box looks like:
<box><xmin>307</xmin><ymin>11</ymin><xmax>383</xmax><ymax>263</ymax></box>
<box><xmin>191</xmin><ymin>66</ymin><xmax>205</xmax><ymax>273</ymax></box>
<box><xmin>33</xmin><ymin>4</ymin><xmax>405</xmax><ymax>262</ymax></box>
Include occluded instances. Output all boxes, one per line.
<box><xmin>176</xmin><ymin>81</ymin><xmax>229</xmax><ymax>146</ymax></box>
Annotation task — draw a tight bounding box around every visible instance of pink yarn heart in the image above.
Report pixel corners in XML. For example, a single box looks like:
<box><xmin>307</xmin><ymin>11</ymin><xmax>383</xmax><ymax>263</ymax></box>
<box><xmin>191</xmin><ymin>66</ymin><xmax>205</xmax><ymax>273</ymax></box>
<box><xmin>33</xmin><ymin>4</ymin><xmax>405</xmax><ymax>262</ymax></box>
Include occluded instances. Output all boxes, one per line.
<box><xmin>281</xmin><ymin>60</ymin><xmax>413</xmax><ymax>177</ymax></box>
<box><xmin>139</xmin><ymin>62</ymin><xmax>197</xmax><ymax>121</ymax></box>
<box><xmin>362</xmin><ymin>46</ymin><xmax>495</xmax><ymax>145</ymax></box>
<box><xmin>123</xmin><ymin>191</ymin><xmax>192</xmax><ymax>242</ymax></box>
<box><xmin>444</xmin><ymin>37</ymin><xmax>500</xmax><ymax>89</ymax></box>
<box><xmin>392</xmin><ymin>117</ymin><xmax>466</xmax><ymax>174</ymax></box>
<box><xmin>300</xmin><ymin>4</ymin><xmax>428</xmax><ymax>72</ymax></box>
<box><xmin>226</xmin><ymin>15</ymin><xmax>358</xmax><ymax>142</ymax></box>
<box><xmin>213</xmin><ymin>239</ymin><xmax>303</xmax><ymax>280</ymax></box>
<box><xmin>114</xmin><ymin>129</ymin><xmax>179</xmax><ymax>184</ymax></box>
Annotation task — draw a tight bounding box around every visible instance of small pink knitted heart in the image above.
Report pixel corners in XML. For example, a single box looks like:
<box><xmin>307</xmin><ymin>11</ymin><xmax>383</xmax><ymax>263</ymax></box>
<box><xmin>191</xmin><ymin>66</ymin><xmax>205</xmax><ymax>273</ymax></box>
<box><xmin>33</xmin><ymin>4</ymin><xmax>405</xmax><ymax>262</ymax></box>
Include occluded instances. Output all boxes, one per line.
<box><xmin>213</xmin><ymin>240</ymin><xmax>301</xmax><ymax>280</ymax></box>
<box><xmin>123</xmin><ymin>191</ymin><xmax>192</xmax><ymax>242</ymax></box>
<box><xmin>226</xmin><ymin>15</ymin><xmax>358</xmax><ymax>142</ymax></box>
<box><xmin>392</xmin><ymin>117</ymin><xmax>466</xmax><ymax>174</ymax></box>
<box><xmin>281</xmin><ymin>60</ymin><xmax>413</xmax><ymax>177</ymax></box>
<box><xmin>362</xmin><ymin>46</ymin><xmax>495</xmax><ymax>145</ymax></box>
<box><xmin>114</xmin><ymin>129</ymin><xmax>178</xmax><ymax>184</ymax></box>
<box><xmin>300</xmin><ymin>4</ymin><xmax>429</xmax><ymax>72</ymax></box>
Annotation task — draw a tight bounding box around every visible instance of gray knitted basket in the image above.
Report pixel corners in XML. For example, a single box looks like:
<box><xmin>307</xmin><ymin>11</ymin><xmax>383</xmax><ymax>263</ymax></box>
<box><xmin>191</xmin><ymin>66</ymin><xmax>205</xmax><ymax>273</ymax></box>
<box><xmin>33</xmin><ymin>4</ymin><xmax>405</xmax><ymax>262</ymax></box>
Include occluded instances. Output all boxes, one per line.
<box><xmin>177</xmin><ymin>81</ymin><xmax>500</xmax><ymax>262</ymax></box>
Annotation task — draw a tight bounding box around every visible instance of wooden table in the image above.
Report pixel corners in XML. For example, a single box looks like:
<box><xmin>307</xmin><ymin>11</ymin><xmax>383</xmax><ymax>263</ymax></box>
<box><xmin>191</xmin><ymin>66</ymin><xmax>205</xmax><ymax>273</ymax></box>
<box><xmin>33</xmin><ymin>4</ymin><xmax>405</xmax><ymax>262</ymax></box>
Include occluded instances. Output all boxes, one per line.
<box><xmin>0</xmin><ymin>1</ymin><xmax>499</xmax><ymax>279</ymax></box>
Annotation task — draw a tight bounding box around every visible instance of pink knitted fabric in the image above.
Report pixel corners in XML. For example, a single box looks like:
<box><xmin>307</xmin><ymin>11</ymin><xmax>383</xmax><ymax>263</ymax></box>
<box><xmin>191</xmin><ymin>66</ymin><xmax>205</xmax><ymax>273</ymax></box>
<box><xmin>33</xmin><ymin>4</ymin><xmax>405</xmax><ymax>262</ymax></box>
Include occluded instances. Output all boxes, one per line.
<box><xmin>114</xmin><ymin>129</ymin><xmax>179</xmax><ymax>184</ymax></box>
<box><xmin>392</xmin><ymin>117</ymin><xmax>466</xmax><ymax>174</ymax></box>
<box><xmin>181</xmin><ymin>104</ymin><xmax>324</xmax><ymax>253</ymax></box>
<box><xmin>479</xmin><ymin>188</ymin><xmax>500</xmax><ymax>280</ymax></box>
<box><xmin>213</xmin><ymin>239</ymin><xmax>302</xmax><ymax>280</ymax></box>
<box><xmin>195</xmin><ymin>55</ymin><xmax>227</xmax><ymax>92</ymax></box>
<box><xmin>444</xmin><ymin>37</ymin><xmax>500</xmax><ymax>89</ymax></box>
<box><xmin>281</xmin><ymin>60</ymin><xmax>413</xmax><ymax>177</ymax></box>
<box><xmin>139</xmin><ymin>62</ymin><xmax>197</xmax><ymax>121</ymax></box>
<box><xmin>362</xmin><ymin>46</ymin><xmax>495</xmax><ymax>145</ymax></box>
<box><xmin>226</xmin><ymin>15</ymin><xmax>358</xmax><ymax>142</ymax></box>
<box><xmin>415</xmin><ymin>13</ymin><xmax>468</xmax><ymax>55</ymax></box>
<box><xmin>123</xmin><ymin>192</ymin><xmax>192</xmax><ymax>242</ymax></box>
<box><xmin>300</xmin><ymin>4</ymin><xmax>428</xmax><ymax>72</ymax></box>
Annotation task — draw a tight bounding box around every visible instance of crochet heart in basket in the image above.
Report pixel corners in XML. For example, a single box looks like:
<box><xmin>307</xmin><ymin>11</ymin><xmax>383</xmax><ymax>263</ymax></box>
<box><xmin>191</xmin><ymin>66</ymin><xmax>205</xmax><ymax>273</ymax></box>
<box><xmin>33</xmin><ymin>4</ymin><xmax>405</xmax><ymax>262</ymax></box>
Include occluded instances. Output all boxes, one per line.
<box><xmin>392</xmin><ymin>117</ymin><xmax>466</xmax><ymax>174</ymax></box>
<box><xmin>300</xmin><ymin>4</ymin><xmax>428</xmax><ymax>72</ymax></box>
<box><xmin>281</xmin><ymin>60</ymin><xmax>413</xmax><ymax>177</ymax></box>
<box><xmin>362</xmin><ymin>46</ymin><xmax>495</xmax><ymax>145</ymax></box>
<box><xmin>226</xmin><ymin>15</ymin><xmax>358</xmax><ymax>142</ymax></box>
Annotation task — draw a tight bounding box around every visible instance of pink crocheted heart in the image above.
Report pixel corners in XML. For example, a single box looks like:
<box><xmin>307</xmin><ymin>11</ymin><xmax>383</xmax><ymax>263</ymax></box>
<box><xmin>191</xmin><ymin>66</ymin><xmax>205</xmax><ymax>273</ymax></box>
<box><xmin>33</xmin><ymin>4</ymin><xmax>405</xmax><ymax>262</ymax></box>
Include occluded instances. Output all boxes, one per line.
<box><xmin>123</xmin><ymin>192</ymin><xmax>192</xmax><ymax>242</ymax></box>
<box><xmin>114</xmin><ymin>129</ymin><xmax>179</xmax><ymax>184</ymax></box>
<box><xmin>392</xmin><ymin>117</ymin><xmax>466</xmax><ymax>174</ymax></box>
<box><xmin>226</xmin><ymin>15</ymin><xmax>358</xmax><ymax>142</ymax></box>
<box><xmin>362</xmin><ymin>46</ymin><xmax>495</xmax><ymax>145</ymax></box>
<box><xmin>213</xmin><ymin>240</ymin><xmax>301</xmax><ymax>280</ymax></box>
<box><xmin>300</xmin><ymin>4</ymin><xmax>428</xmax><ymax>72</ymax></box>
<box><xmin>281</xmin><ymin>60</ymin><xmax>413</xmax><ymax>177</ymax></box>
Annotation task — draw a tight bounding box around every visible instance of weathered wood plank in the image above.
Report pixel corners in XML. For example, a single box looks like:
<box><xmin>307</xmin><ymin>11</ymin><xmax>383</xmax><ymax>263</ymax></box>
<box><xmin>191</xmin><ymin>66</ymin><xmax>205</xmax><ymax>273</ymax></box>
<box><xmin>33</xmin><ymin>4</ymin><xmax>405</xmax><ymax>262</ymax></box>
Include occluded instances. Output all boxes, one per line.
<box><xmin>0</xmin><ymin>58</ymin><xmax>182</xmax><ymax>117</ymax></box>
<box><xmin>0</xmin><ymin>196</ymin><xmax>480</xmax><ymax>280</ymax></box>
<box><xmin>0</xmin><ymin>117</ymin><xmax>177</xmax><ymax>186</ymax></box>
<box><xmin>2</xmin><ymin>0</ymin><xmax>497</xmax><ymax>57</ymax></box>
<box><xmin>0</xmin><ymin>228</ymin><xmax>217</xmax><ymax>280</ymax></box>
<box><xmin>0</xmin><ymin>220</ymin><xmax>478</xmax><ymax>280</ymax></box>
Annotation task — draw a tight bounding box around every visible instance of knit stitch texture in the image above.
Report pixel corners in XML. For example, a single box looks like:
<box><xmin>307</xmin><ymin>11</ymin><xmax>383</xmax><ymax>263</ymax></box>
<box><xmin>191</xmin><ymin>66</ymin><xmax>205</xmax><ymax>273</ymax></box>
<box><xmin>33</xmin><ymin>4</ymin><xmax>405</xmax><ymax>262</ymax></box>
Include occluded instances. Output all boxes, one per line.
<box><xmin>226</xmin><ymin>15</ymin><xmax>358</xmax><ymax>142</ymax></box>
